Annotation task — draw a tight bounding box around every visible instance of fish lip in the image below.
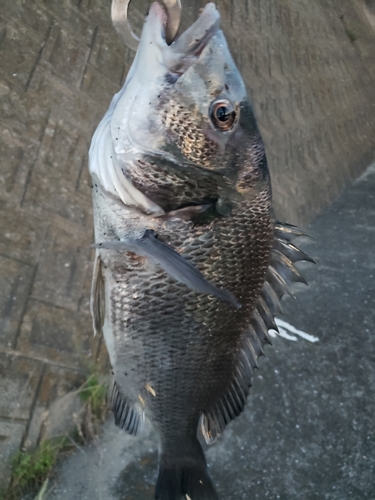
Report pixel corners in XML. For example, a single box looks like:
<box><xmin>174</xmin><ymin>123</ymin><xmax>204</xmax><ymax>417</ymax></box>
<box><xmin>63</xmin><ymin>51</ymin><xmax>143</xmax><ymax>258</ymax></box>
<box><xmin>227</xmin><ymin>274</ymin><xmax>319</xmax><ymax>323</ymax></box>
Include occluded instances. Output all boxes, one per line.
<box><xmin>146</xmin><ymin>2</ymin><xmax>221</xmax><ymax>62</ymax></box>
<box><xmin>147</xmin><ymin>2</ymin><xmax>168</xmax><ymax>44</ymax></box>
<box><xmin>170</xmin><ymin>3</ymin><xmax>221</xmax><ymax>55</ymax></box>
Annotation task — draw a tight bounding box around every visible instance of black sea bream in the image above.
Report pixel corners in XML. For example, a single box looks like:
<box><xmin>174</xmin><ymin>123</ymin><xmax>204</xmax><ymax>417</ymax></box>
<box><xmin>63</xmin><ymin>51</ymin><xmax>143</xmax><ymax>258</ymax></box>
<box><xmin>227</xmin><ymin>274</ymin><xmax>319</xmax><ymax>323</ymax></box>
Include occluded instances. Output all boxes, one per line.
<box><xmin>89</xmin><ymin>3</ymin><xmax>311</xmax><ymax>499</ymax></box>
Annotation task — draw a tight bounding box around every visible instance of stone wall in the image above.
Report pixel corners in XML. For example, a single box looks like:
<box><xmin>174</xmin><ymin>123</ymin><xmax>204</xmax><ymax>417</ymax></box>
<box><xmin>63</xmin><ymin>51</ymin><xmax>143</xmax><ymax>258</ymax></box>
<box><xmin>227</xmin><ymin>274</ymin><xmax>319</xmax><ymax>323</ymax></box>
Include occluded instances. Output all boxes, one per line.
<box><xmin>0</xmin><ymin>0</ymin><xmax>374</xmax><ymax>486</ymax></box>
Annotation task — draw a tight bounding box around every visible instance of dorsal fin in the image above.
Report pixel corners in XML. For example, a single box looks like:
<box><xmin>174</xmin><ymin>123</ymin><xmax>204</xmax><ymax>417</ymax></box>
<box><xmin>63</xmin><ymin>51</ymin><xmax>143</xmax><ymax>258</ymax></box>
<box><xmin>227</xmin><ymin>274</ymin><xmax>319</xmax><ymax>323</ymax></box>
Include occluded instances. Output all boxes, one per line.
<box><xmin>200</xmin><ymin>222</ymin><xmax>313</xmax><ymax>444</ymax></box>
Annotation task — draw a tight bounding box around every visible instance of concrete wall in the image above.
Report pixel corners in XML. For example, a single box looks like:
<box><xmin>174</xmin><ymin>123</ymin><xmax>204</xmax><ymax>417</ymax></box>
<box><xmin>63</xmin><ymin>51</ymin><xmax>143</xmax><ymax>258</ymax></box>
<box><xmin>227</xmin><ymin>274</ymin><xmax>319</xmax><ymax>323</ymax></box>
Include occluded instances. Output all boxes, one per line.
<box><xmin>0</xmin><ymin>0</ymin><xmax>374</xmax><ymax>486</ymax></box>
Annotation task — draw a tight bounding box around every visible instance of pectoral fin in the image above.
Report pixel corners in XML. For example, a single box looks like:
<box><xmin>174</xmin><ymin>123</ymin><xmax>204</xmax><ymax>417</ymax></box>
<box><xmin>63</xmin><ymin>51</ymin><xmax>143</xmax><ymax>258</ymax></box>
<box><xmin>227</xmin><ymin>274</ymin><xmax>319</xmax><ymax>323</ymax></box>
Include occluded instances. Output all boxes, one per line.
<box><xmin>92</xmin><ymin>230</ymin><xmax>241</xmax><ymax>309</ymax></box>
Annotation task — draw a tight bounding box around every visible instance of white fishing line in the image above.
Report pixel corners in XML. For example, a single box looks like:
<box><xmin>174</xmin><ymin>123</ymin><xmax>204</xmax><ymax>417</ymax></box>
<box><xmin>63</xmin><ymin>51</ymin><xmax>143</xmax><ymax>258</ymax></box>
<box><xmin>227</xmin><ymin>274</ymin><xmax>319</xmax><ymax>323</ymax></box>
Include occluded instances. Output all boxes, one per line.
<box><xmin>269</xmin><ymin>327</ymin><xmax>298</xmax><ymax>342</ymax></box>
<box><xmin>268</xmin><ymin>318</ymin><xmax>319</xmax><ymax>343</ymax></box>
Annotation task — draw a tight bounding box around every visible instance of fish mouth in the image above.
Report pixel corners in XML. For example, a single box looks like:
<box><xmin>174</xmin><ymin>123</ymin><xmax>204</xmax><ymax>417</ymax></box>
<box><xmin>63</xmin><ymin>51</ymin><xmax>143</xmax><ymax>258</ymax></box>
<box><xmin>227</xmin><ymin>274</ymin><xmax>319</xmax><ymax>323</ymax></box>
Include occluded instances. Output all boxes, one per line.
<box><xmin>104</xmin><ymin>2</ymin><xmax>222</xmax><ymax>202</ymax></box>
<box><xmin>141</xmin><ymin>2</ymin><xmax>221</xmax><ymax>73</ymax></box>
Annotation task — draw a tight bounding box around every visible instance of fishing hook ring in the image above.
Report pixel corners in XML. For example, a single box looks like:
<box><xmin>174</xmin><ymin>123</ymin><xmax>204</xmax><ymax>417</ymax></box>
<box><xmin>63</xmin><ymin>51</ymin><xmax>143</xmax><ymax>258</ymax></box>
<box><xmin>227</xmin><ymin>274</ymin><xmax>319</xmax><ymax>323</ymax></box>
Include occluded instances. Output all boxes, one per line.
<box><xmin>111</xmin><ymin>0</ymin><xmax>182</xmax><ymax>51</ymax></box>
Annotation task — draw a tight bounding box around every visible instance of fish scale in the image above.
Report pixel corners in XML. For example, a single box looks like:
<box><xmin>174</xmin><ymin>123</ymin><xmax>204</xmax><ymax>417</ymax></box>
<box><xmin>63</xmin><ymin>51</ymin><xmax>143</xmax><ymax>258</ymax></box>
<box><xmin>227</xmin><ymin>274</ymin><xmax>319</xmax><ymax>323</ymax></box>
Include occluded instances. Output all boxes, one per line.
<box><xmin>89</xmin><ymin>3</ymin><xmax>312</xmax><ymax>499</ymax></box>
<box><xmin>128</xmin><ymin>156</ymin><xmax>222</xmax><ymax>211</ymax></box>
<box><xmin>99</xmin><ymin>186</ymin><xmax>274</xmax><ymax>424</ymax></box>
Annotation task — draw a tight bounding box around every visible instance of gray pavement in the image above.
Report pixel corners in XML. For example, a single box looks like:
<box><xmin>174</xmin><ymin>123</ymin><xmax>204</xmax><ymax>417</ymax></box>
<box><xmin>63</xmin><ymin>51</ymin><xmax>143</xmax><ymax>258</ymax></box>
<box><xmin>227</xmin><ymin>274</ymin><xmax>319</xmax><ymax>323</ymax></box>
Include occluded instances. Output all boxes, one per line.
<box><xmin>47</xmin><ymin>164</ymin><xmax>375</xmax><ymax>499</ymax></box>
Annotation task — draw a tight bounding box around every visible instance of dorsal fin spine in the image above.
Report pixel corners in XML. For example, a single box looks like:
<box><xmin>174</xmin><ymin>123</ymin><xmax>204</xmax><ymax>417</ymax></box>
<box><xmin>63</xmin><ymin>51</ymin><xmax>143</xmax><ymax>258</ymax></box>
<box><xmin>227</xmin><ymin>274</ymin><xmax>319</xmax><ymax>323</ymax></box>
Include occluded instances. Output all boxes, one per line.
<box><xmin>199</xmin><ymin>222</ymin><xmax>314</xmax><ymax>445</ymax></box>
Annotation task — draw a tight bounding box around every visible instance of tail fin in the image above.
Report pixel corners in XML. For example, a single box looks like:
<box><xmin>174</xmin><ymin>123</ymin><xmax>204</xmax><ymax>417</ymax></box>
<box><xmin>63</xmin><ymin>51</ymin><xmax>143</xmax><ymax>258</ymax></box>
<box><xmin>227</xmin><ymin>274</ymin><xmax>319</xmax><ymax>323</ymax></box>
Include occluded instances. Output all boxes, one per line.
<box><xmin>155</xmin><ymin>455</ymin><xmax>218</xmax><ymax>500</ymax></box>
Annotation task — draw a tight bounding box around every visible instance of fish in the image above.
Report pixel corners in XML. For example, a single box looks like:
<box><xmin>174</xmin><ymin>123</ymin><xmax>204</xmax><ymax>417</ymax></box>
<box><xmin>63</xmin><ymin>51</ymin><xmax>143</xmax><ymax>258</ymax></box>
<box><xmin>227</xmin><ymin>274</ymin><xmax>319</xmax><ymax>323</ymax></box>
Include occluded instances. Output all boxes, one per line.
<box><xmin>88</xmin><ymin>2</ymin><xmax>312</xmax><ymax>499</ymax></box>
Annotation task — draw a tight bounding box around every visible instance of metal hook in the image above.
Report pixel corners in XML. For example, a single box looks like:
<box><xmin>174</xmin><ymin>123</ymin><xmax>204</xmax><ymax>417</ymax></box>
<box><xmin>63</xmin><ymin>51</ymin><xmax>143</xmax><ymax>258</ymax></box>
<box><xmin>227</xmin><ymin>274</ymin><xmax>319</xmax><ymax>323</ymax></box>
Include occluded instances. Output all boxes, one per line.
<box><xmin>111</xmin><ymin>0</ymin><xmax>182</xmax><ymax>51</ymax></box>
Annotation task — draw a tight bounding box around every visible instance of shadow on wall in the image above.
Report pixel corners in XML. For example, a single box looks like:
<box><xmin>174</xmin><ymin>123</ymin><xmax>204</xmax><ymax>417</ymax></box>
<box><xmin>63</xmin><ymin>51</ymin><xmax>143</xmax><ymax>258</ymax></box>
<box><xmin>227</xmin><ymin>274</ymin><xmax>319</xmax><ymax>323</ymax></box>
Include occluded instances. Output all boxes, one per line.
<box><xmin>365</xmin><ymin>0</ymin><xmax>375</xmax><ymax>12</ymax></box>
<box><xmin>363</xmin><ymin>0</ymin><xmax>375</xmax><ymax>27</ymax></box>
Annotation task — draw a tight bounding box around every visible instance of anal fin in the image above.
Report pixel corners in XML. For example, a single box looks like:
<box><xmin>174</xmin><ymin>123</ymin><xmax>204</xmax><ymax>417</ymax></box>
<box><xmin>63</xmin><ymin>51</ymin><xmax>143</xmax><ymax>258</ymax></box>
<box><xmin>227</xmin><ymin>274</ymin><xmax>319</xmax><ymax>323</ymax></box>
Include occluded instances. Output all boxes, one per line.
<box><xmin>109</xmin><ymin>380</ymin><xmax>144</xmax><ymax>435</ymax></box>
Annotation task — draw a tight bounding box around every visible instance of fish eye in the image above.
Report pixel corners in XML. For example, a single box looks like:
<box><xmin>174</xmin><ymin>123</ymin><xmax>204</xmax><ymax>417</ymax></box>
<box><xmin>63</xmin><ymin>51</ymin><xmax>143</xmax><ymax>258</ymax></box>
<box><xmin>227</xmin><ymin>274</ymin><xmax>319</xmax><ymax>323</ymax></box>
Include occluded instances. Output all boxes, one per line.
<box><xmin>210</xmin><ymin>100</ymin><xmax>237</xmax><ymax>131</ymax></box>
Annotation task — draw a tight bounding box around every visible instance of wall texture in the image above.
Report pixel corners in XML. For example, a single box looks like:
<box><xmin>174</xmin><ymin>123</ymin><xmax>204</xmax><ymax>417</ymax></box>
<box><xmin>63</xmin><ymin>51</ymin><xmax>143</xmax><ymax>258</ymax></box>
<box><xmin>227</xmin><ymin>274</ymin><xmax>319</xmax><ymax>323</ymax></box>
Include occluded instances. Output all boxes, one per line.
<box><xmin>0</xmin><ymin>0</ymin><xmax>374</xmax><ymax>486</ymax></box>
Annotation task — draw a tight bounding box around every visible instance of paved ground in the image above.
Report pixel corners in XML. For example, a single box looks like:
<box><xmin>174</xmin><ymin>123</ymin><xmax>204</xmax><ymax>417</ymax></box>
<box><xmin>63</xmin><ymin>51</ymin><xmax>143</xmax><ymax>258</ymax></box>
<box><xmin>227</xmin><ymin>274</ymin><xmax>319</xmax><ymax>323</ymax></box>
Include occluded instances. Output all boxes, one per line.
<box><xmin>47</xmin><ymin>164</ymin><xmax>375</xmax><ymax>499</ymax></box>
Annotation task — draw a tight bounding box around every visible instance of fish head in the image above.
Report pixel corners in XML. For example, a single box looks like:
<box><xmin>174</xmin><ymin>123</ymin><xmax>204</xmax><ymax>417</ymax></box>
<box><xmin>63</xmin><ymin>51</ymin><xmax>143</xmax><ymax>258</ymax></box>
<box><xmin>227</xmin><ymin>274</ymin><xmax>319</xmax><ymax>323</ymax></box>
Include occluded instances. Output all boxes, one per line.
<box><xmin>111</xmin><ymin>2</ymin><xmax>269</xmax><ymax>194</ymax></box>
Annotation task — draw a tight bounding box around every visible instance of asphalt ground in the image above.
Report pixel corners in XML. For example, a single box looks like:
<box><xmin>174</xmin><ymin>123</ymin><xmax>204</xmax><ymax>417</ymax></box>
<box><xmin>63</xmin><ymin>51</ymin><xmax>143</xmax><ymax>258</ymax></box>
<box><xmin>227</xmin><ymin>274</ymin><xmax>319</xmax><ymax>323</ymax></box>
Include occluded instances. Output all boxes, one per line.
<box><xmin>48</xmin><ymin>164</ymin><xmax>375</xmax><ymax>500</ymax></box>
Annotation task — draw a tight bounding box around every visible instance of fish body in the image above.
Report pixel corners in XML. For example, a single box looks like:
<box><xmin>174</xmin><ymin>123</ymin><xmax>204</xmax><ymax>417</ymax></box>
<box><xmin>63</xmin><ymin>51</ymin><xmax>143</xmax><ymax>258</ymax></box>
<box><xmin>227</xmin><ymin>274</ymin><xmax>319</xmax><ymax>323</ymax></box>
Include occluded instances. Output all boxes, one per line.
<box><xmin>89</xmin><ymin>3</ymin><xmax>310</xmax><ymax>499</ymax></box>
